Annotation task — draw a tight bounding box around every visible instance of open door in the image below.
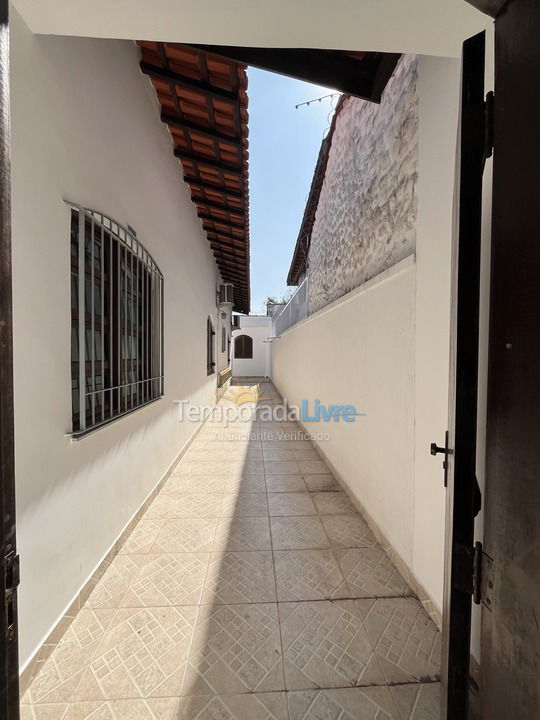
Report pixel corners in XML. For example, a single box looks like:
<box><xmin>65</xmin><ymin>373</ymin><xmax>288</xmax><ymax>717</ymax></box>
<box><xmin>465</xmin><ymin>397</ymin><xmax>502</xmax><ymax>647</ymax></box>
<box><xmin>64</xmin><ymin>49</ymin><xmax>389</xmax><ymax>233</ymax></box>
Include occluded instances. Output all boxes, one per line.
<box><xmin>480</xmin><ymin>0</ymin><xmax>540</xmax><ymax>715</ymax></box>
<box><xmin>439</xmin><ymin>30</ymin><xmax>489</xmax><ymax>720</ymax></box>
<box><xmin>0</xmin><ymin>1</ymin><xmax>20</xmax><ymax>718</ymax></box>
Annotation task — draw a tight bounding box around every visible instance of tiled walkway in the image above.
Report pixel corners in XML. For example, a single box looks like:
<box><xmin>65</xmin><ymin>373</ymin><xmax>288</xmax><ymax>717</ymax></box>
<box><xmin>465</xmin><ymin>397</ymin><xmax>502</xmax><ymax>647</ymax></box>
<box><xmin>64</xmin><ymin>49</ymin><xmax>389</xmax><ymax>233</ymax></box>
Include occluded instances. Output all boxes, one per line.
<box><xmin>22</xmin><ymin>381</ymin><xmax>441</xmax><ymax>719</ymax></box>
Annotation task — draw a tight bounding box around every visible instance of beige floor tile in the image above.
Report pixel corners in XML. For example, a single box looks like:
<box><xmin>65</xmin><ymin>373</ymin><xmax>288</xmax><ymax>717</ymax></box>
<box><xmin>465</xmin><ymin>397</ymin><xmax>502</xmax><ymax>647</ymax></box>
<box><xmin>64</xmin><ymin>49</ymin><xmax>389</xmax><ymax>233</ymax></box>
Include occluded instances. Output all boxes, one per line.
<box><xmin>268</xmin><ymin>493</ymin><xmax>317</xmax><ymax>516</ymax></box>
<box><xmin>202</xmin><ymin>551</ymin><xmax>276</xmax><ymax>604</ymax></box>
<box><xmin>119</xmin><ymin>519</ymin><xmax>163</xmax><ymax>555</ymax></box>
<box><xmin>279</xmin><ymin>600</ymin><xmax>386</xmax><ymax>690</ymax></box>
<box><xmin>214</xmin><ymin>517</ymin><xmax>272</xmax><ymax>551</ymax></box>
<box><xmin>262</xmin><ymin>449</ymin><xmax>298</xmax><ymax>461</ymax></box>
<box><xmin>220</xmin><ymin>493</ymin><xmax>269</xmax><ymax>517</ymax></box>
<box><xmin>270</xmin><ymin>517</ymin><xmax>329</xmax><ymax>550</ymax></box>
<box><xmin>24</xmin><ymin>609</ymin><xmax>116</xmax><ymax>704</ymax></box>
<box><xmin>312</xmin><ymin>492</ymin><xmax>358</xmax><ymax>515</ymax></box>
<box><xmin>336</xmin><ymin>547</ymin><xmax>411</xmax><ymax>598</ymax></box>
<box><xmin>266</xmin><ymin>475</ymin><xmax>307</xmax><ymax>493</ymax></box>
<box><xmin>303</xmin><ymin>474</ymin><xmax>341</xmax><ymax>492</ymax></box>
<box><xmin>274</xmin><ymin>550</ymin><xmax>348</xmax><ymax>601</ymax></box>
<box><xmin>322</xmin><ymin>514</ymin><xmax>378</xmax><ymax>548</ymax></box>
<box><xmin>182</xmin><ymin>603</ymin><xmax>284</xmax><ymax>695</ymax></box>
<box><xmin>74</xmin><ymin>606</ymin><xmax>198</xmax><ymax>700</ymax></box>
<box><xmin>121</xmin><ymin>553</ymin><xmax>209</xmax><ymax>606</ymax></box>
<box><xmin>288</xmin><ymin>687</ymin><xmax>402</xmax><ymax>720</ymax></box>
<box><xmin>224</xmin><ymin>474</ymin><xmax>266</xmax><ymax>493</ymax></box>
<box><xmin>21</xmin><ymin>698</ymin><xmax>183</xmax><ymax>719</ymax></box>
<box><xmin>297</xmin><ymin>460</ymin><xmax>328</xmax><ymax>474</ymax></box>
<box><xmin>86</xmin><ymin>556</ymin><xmax>143</xmax><ymax>609</ymax></box>
<box><xmin>145</xmin><ymin>494</ymin><xmax>223</xmax><ymax>519</ymax></box>
<box><xmin>355</xmin><ymin>598</ymin><xmax>441</xmax><ymax>684</ymax></box>
<box><xmin>149</xmin><ymin>519</ymin><xmax>217</xmax><ymax>553</ymax></box>
<box><xmin>292</xmin><ymin>448</ymin><xmax>320</xmax><ymax>461</ymax></box>
<box><xmin>264</xmin><ymin>460</ymin><xmax>301</xmax><ymax>475</ymax></box>
<box><xmin>391</xmin><ymin>683</ymin><xmax>441</xmax><ymax>720</ymax></box>
<box><xmin>161</xmin><ymin>475</ymin><xmax>227</xmax><ymax>494</ymax></box>
<box><xmin>176</xmin><ymin>692</ymin><xmax>288</xmax><ymax>720</ymax></box>
<box><xmin>20</xmin><ymin>704</ymin><xmax>69</xmax><ymax>720</ymax></box>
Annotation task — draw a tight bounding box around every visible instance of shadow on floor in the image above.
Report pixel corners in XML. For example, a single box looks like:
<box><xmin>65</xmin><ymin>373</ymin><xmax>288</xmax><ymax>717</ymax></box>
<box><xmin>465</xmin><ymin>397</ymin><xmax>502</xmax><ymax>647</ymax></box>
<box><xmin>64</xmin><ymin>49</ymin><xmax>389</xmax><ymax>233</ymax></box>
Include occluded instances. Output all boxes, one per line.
<box><xmin>21</xmin><ymin>380</ymin><xmax>441</xmax><ymax>719</ymax></box>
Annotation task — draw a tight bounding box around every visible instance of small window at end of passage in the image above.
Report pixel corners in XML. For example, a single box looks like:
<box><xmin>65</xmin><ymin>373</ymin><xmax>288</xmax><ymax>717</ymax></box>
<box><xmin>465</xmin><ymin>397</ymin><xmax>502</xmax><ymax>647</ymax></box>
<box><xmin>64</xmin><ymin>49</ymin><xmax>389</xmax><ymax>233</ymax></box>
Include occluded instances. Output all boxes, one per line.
<box><xmin>234</xmin><ymin>334</ymin><xmax>253</xmax><ymax>359</ymax></box>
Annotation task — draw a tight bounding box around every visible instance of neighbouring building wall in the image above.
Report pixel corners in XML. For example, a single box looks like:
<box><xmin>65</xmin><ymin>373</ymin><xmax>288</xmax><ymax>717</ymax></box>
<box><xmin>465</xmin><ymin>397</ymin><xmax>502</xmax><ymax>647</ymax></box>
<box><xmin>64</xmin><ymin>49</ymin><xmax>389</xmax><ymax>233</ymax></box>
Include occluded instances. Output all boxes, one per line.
<box><xmin>11</xmin><ymin>10</ymin><xmax>220</xmax><ymax>669</ymax></box>
<box><xmin>307</xmin><ymin>55</ymin><xmax>418</xmax><ymax>314</ymax></box>
<box><xmin>232</xmin><ymin>316</ymin><xmax>272</xmax><ymax>378</ymax></box>
<box><xmin>273</xmin><ymin>55</ymin><xmax>462</xmax><ymax>616</ymax></box>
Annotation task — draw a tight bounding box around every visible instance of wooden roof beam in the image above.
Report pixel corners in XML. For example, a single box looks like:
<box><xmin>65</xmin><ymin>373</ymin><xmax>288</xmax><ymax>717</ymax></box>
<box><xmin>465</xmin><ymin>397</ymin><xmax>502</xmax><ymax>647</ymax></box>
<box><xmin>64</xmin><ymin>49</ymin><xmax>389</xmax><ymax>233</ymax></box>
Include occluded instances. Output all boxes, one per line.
<box><xmin>204</xmin><ymin>227</ymin><xmax>245</xmax><ymax>242</ymax></box>
<box><xmin>175</xmin><ymin>148</ymin><xmax>242</xmax><ymax>177</ymax></box>
<box><xmin>198</xmin><ymin>212</ymin><xmax>245</xmax><ymax>228</ymax></box>
<box><xmin>141</xmin><ymin>61</ymin><xmax>238</xmax><ymax>104</ymax></box>
<box><xmin>187</xmin><ymin>179</ymin><xmax>243</xmax><ymax>199</ymax></box>
<box><xmin>162</xmin><ymin>113</ymin><xmax>241</xmax><ymax>147</ymax></box>
<box><xmin>194</xmin><ymin>197</ymin><xmax>245</xmax><ymax>215</ymax></box>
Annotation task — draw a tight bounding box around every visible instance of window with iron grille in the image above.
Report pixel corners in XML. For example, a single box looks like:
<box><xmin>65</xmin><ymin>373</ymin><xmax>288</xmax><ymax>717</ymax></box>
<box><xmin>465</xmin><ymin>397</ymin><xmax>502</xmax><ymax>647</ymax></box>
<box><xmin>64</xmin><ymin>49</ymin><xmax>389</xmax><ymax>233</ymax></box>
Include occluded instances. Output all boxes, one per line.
<box><xmin>70</xmin><ymin>204</ymin><xmax>164</xmax><ymax>436</ymax></box>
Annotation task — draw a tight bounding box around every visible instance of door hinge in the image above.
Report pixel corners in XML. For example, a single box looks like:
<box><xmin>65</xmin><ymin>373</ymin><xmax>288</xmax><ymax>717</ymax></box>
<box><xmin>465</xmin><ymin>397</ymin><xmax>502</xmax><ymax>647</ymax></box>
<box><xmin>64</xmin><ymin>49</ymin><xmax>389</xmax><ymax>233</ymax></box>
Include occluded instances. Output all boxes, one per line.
<box><xmin>3</xmin><ymin>552</ymin><xmax>20</xmax><ymax>642</ymax></box>
<box><xmin>483</xmin><ymin>91</ymin><xmax>494</xmax><ymax>165</ymax></box>
<box><xmin>455</xmin><ymin>542</ymin><xmax>493</xmax><ymax>606</ymax></box>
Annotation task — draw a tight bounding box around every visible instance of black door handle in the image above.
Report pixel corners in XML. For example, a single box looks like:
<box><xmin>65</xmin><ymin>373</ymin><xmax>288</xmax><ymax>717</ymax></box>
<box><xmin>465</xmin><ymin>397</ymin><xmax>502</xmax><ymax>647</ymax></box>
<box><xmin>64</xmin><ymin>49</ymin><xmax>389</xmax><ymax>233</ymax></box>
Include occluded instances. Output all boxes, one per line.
<box><xmin>430</xmin><ymin>430</ymin><xmax>453</xmax><ymax>487</ymax></box>
<box><xmin>431</xmin><ymin>443</ymin><xmax>446</xmax><ymax>456</ymax></box>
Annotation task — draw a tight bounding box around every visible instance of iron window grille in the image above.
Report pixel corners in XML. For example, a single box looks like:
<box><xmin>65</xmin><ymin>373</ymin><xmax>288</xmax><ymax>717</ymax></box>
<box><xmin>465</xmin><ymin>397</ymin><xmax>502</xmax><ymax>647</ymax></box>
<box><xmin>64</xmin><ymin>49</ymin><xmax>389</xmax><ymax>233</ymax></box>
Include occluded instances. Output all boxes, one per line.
<box><xmin>207</xmin><ymin>317</ymin><xmax>216</xmax><ymax>375</ymax></box>
<box><xmin>69</xmin><ymin>203</ymin><xmax>164</xmax><ymax>436</ymax></box>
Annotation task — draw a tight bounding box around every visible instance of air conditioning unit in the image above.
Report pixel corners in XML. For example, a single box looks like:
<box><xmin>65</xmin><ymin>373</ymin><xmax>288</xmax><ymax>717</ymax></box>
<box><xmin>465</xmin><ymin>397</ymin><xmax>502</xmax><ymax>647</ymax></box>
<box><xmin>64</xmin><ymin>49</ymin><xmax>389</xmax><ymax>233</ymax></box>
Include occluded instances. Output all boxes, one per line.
<box><xmin>217</xmin><ymin>283</ymin><xmax>234</xmax><ymax>305</ymax></box>
<box><xmin>232</xmin><ymin>315</ymin><xmax>241</xmax><ymax>329</ymax></box>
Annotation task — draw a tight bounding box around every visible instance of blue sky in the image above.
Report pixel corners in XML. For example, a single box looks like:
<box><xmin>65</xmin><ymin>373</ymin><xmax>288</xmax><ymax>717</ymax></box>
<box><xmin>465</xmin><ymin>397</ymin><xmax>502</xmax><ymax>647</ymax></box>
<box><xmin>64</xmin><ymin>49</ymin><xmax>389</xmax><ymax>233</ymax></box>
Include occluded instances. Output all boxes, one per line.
<box><xmin>247</xmin><ymin>68</ymin><xmax>336</xmax><ymax>314</ymax></box>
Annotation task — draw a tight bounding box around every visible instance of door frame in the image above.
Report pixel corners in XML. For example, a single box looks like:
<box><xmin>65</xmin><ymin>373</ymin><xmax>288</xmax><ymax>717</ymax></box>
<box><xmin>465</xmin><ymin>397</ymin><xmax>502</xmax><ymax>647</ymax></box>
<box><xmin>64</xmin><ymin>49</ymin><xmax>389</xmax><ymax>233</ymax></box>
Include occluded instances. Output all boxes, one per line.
<box><xmin>441</xmin><ymin>30</ymin><xmax>488</xmax><ymax>720</ymax></box>
<box><xmin>0</xmin><ymin>1</ymin><xmax>19</xmax><ymax>718</ymax></box>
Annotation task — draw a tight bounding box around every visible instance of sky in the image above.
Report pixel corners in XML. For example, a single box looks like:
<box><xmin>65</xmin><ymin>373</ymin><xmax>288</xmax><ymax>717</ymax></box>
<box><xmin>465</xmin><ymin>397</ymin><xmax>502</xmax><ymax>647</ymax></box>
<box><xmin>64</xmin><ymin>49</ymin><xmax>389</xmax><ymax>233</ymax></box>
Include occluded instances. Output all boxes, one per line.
<box><xmin>247</xmin><ymin>68</ymin><xmax>337</xmax><ymax>315</ymax></box>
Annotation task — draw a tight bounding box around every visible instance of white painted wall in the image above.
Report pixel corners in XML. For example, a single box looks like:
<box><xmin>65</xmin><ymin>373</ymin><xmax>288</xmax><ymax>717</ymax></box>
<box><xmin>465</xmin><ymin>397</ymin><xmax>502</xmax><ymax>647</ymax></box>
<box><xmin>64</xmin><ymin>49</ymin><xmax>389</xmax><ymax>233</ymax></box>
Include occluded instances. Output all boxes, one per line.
<box><xmin>11</xmin><ymin>10</ymin><xmax>220</xmax><ymax>669</ymax></box>
<box><xmin>273</xmin><ymin>258</ymin><xmax>416</xmax><ymax>565</ymax></box>
<box><xmin>413</xmin><ymin>55</ymin><xmax>461</xmax><ymax>608</ymax></box>
<box><xmin>12</xmin><ymin>0</ymin><xmax>489</xmax><ymax>58</ymax></box>
<box><xmin>232</xmin><ymin>315</ymin><xmax>272</xmax><ymax>378</ymax></box>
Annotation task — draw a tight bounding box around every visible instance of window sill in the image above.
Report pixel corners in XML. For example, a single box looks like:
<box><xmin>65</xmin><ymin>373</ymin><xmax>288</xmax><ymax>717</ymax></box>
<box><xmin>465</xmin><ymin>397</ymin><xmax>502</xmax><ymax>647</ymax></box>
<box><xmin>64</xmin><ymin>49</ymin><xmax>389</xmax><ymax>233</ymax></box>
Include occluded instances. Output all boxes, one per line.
<box><xmin>67</xmin><ymin>395</ymin><xmax>164</xmax><ymax>441</ymax></box>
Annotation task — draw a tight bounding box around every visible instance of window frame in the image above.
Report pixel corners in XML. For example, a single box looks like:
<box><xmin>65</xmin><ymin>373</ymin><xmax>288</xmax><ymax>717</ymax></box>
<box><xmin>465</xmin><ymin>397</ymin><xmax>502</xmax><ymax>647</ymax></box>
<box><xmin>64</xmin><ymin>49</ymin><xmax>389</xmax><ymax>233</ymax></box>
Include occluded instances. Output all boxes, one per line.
<box><xmin>69</xmin><ymin>203</ymin><xmax>164</xmax><ymax>437</ymax></box>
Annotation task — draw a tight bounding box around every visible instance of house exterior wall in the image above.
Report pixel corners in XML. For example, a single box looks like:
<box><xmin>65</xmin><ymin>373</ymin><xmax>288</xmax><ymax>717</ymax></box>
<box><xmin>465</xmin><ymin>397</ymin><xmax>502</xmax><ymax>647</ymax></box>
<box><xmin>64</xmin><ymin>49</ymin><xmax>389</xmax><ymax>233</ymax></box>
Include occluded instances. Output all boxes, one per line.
<box><xmin>307</xmin><ymin>54</ymin><xmax>418</xmax><ymax>315</ymax></box>
<box><xmin>273</xmin><ymin>55</ymin><xmax>462</xmax><ymax>614</ymax></box>
<box><xmin>11</xmin><ymin>9</ymin><xmax>220</xmax><ymax>670</ymax></box>
<box><xmin>232</xmin><ymin>315</ymin><xmax>272</xmax><ymax>378</ymax></box>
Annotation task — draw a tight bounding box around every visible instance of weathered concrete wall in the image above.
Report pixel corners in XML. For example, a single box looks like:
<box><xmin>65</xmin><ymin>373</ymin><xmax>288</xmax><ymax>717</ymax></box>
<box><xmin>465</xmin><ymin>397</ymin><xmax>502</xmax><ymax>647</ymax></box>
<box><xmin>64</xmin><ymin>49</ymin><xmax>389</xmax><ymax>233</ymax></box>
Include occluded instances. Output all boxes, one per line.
<box><xmin>307</xmin><ymin>55</ymin><xmax>418</xmax><ymax>314</ymax></box>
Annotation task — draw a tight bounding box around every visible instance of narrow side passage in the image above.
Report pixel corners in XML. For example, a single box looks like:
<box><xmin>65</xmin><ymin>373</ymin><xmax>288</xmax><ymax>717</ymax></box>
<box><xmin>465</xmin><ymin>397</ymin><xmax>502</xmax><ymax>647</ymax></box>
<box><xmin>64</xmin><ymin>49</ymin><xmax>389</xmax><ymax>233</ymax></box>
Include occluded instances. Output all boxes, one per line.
<box><xmin>21</xmin><ymin>381</ymin><xmax>441</xmax><ymax>719</ymax></box>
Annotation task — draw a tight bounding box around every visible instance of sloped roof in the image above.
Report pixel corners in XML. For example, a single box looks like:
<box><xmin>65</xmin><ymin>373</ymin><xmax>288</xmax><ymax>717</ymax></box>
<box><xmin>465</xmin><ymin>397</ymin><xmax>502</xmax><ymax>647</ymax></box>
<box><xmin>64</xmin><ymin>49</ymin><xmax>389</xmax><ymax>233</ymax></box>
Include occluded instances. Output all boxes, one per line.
<box><xmin>138</xmin><ymin>42</ymin><xmax>250</xmax><ymax>312</ymax></box>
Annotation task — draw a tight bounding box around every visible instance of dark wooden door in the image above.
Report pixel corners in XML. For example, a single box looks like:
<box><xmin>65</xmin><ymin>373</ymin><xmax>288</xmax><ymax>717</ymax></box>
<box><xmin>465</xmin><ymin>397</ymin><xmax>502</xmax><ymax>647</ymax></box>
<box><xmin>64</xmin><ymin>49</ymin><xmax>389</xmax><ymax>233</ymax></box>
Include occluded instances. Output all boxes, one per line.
<box><xmin>481</xmin><ymin>0</ymin><xmax>540</xmax><ymax>716</ymax></box>
<box><xmin>0</xmin><ymin>1</ymin><xmax>19</xmax><ymax>718</ymax></box>
<box><xmin>440</xmin><ymin>30</ymin><xmax>487</xmax><ymax>720</ymax></box>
